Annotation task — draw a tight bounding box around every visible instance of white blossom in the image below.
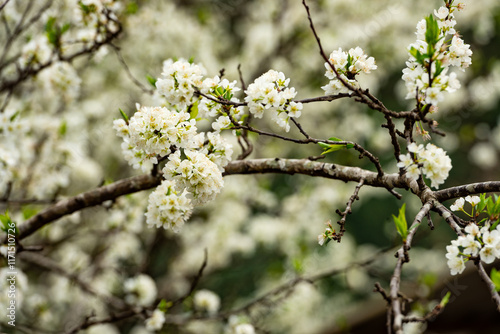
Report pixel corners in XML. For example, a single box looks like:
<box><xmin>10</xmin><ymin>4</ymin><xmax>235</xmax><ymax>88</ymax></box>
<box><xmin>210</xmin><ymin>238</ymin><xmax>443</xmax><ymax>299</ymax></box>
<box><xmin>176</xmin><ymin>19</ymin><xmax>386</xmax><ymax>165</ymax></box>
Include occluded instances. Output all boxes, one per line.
<box><xmin>235</xmin><ymin>324</ymin><xmax>256</xmax><ymax>334</ymax></box>
<box><xmin>322</xmin><ymin>47</ymin><xmax>376</xmax><ymax>95</ymax></box>
<box><xmin>244</xmin><ymin>70</ymin><xmax>302</xmax><ymax>132</ymax></box>
<box><xmin>156</xmin><ymin>58</ymin><xmax>206</xmax><ymax>108</ymax></box>
<box><xmin>145</xmin><ymin>309</ymin><xmax>166</xmax><ymax>331</ymax></box>
<box><xmin>162</xmin><ymin>149</ymin><xmax>224</xmax><ymax>206</ymax></box>
<box><xmin>458</xmin><ymin>235</ymin><xmax>481</xmax><ymax>256</ymax></box>
<box><xmin>447</xmin><ymin>255</ymin><xmax>466</xmax><ymax>275</ymax></box>
<box><xmin>450</xmin><ymin>197</ymin><xmax>465</xmax><ymax>211</ymax></box>
<box><xmin>18</xmin><ymin>36</ymin><xmax>52</xmax><ymax>70</ymax></box>
<box><xmin>193</xmin><ymin>289</ymin><xmax>220</xmax><ymax>315</ymax></box>
<box><xmin>479</xmin><ymin>245</ymin><xmax>497</xmax><ymax>264</ymax></box>
<box><xmin>464</xmin><ymin>223</ymin><xmax>480</xmax><ymax>237</ymax></box>
<box><xmin>146</xmin><ymin>180</ymin><xmax>193</xmax><ymax>232</ymax></box>
<box><xmin>396</xmin><ymin>143</ymin><xmax>451</xmax><ymax>188</ymax></box>
<box><xmin>114</xmin><ymin>106</ymin><xmax>197</xmax><ymax>171</ymax></box>
<box><xmin>124</xmin><ymin>274</ymin><xmax>158</xmax><ymax>307</ymax></box>
<box><xmin>402</xmin><ymin>5</ymin><xmax>472</xmax><ymax>106</ymax></box>
<box><xmin>465</xmin><ymin>195</ymin><xmax>481</xmax><ymax>206</ymax></box>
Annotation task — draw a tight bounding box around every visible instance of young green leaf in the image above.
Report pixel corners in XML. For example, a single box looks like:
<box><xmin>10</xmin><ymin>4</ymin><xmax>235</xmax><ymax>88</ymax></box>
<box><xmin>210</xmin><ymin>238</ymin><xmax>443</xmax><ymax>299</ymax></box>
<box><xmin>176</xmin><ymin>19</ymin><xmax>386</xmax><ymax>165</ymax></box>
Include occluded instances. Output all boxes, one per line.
<box><xmin>490</xmin><ymin>268</ymin><xmax>500</xmax><ymax>292</ymax></box>
<box><xmin>392</xmin><ymin>203</ymin><xmax>408</xmax><ymax>242</ymax></box>
<box><xmin>158</xmin><ymin>299</ymin><xmax>172</xmax><ymax>313</ymax></box>
<box><xmin>58</xmin><ymin>120</ymin><xmax>67</xmax><ymax>136</ymax></box>
<box><xmin>0</xmin><ymin>211</ymin><xmax>18</xmax><ymax>235</ymax></box>
<box><xmin>439</xmin><ymin>291</ymin><xmax>451</xmax><ymax>307</ymax></box>
<box><xmin>477</xmin><ymin>193</ymin><xmax>488</xmax><ymax>213</ymax></box>
<box><xmin>486</xmin><ymin>196</ymin><xmax>496</xmax><ymax>217</ymax></box>
<box><xmin>189</xmin><ymin>100</ymin><xmax>199</xmax><ymax>120</ymax></box>
<box><xmin>318</xmin><ymin>137</ymin><xmax>354</xmax><ymax>155</ymax></box>
<box><xmin>425</xmin><ymin>15</ymin><xmax>440</xmax><ymax>47</ymax></box>
<box><xmin>119</xmin><ymin>108</ymin><xmax>129</xmax><ymax>123</ymax></box>
<box><xmin>146</xmin><ymin>75</ymin><xmax>157</xmax><ymax>88</ymax></box>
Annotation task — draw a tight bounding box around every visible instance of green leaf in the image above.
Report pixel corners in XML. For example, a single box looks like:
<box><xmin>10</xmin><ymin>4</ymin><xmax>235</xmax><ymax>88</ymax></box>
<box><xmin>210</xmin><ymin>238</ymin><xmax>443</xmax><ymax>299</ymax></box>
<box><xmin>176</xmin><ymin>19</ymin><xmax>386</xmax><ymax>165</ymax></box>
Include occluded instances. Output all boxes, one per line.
<box><xmin>45</xmin><ymin>17</ymin><xmax>56</xmax><ymax>33</ymax></box>
<box><xmin>425</xmin><ymin>15</ymin><xmax>440</xmax><ymax>46</ymax></box>
<box><xmin>158</xmin><ymin>299</ymin><xmax>172</xmax><ymax>313</ymax></box>
<box><xmin>292</xmin><ymin>257</ymin><xmax>303</xmax><ymax>274</ymax></box>
<box><xmin>9</xmin><ymin>110</ymin><xmax>20</xmax><ymax>122</ymax></box>
<box><xmin>491</xmin><ymin>220</ymin><xmax>499</xmax><ymax>231</ymax></box>
<box><xmin>434</xmin><ymin>60</ymin><xmax>445</xmax><ymax>77</ymax></box>
<box><xmin>61</xmin><ymin>23</ymin><xmax>71</xmax><ymax>34</ymax></box>
<box><xmin>22</xmin><ymin>206</ymin><xmax>38</xmax><ymax>220</ymax></box>
<box><xmin>393</xmin><ymin>203</ymin><xmax>408</xmax><ymax>242</ymax></box>
<box><xmin>0</xmin><ymin>212</ymin><xmax>10</xmax><ymax>232</ymax></box>
<box><xmin>125</xmin><ymin>2</ymin><xmax>139</xmax><ymax>14</ymax></box>
<box><xmin>346</xmin><ymin>53</ymin><xmax>353</xmax><ymax>71</ymax></box>
<box><xmin>79</xmin><ymin>2</ymin><xmax>91</xmax><ymax>14</ymax></box>
<box><xmin>487</xmin><ymin>197</ymin><xmax>496</xmax><ymax>217</ymax></box>
<box><xmin>440</xmin><ymin>291</ymin><xmax>451</xmax><ymax>307</ymax></box>
<box><xmin>58</xmin><ymin>121</ymin><xmax>67</xmax><ymax>136</ymax></box>
<box><xmin>45</xmin><ymin>17</ymin><xmax>65</xmax><ymax>47</ymax></box>
<box><xmin>493</xmin><ymin>195</ymin><xmax>500</xmax><ymax>216</ymax></box>
<box><xmin>214</xmin><ymin>86</ymin><xmax>224</xmax><ymax>97</ymax></box>
<box><xmin>477</xmin><ymin>193</ymin><xmax>488</xmax><ymax>213</ymax></box>
<box><xmin>146</xmin><ymin>75</ymin><xmax>157</xmax><ymax>88</ymax></box>
<box><xmin>409</xmin><ymin>47</ymin><xmax>425</xmax><ymax>65</ymax></box>
<box><xmin>0</xmin><ymin>211</ymin><xmax>18</xmax><ymax>235</ymax></box>
<box><xmin>189</xmin><ymin>101</ymin><xmax>199</xmax><ymax>120</ymax></box>
<box><xmin>490</xmin><ymin>268</ymin><xmax>500</xmax><ymax>292</ymax></box>
<box><xmin>319</xmin><ymin>137</ymin><xmax>354</xmax><ymax>155</ymax></box>
<box><xmin>119</xmin><ymin>108</ymin><xmax>129</xmax><ymax>123</ymax></box>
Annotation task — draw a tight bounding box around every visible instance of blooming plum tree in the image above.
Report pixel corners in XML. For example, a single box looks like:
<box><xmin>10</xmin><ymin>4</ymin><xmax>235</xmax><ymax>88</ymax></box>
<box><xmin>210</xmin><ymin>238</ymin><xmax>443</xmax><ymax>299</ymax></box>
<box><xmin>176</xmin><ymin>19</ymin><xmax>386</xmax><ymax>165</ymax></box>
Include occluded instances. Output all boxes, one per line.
<box><xmin>1</xmin><ymin>0</ymin><xmax>500</xmax><ymax>333</ymax></box>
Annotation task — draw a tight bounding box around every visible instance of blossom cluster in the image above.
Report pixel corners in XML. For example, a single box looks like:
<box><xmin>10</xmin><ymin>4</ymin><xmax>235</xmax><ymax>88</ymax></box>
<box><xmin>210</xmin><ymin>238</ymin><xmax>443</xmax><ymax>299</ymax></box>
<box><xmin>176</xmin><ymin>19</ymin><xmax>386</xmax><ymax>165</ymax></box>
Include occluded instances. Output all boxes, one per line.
<box><xmin>156</xmin><ymin>58</ymin><xmax>207</xmax><ymax>109</ymax></box>
<box><xmin>163</xmin><ymin>150</ymin><xmax>224</xmax><ymax>206</ymax></box>
<box><xmin>145</xmin><ymin>180</ymin><xmax>193</xmax><ymax>232</ymax></box>
<box><xmin>113</xmin><ymin>105</ymin><xmax>198</xmax><ymax>171</ymax></box>
<box><xmin>244</xmin><ymin>70</ymin><xmax>302</xmax><ymax>132</ymax></box>
<box><xmin>74</xmin><ymin>0</ymin><xmax>121</xmax><ymax>42</ymax></box>
<box><xmin>446</xmin><ymin>196</ymin><xmax>500</xmax><ymax>275</ymax></box>
<box><xmin>16</xmin><ymin>0</ymin><xmax>121</xmax><ymax>70</ymax></box>
<box><xmin>321</xmin><ymin>47</ymin><xmax>377</xmax><ymax>95</ymax></box>
<box><xmin>18</xmin><ymin>36</ymin><xmax>53</xmax><ymax>70</ymax></box>
<box><xmin>114</xmin><ymin>59</ymin><xmax>237</xmax><ymax>232</ymax></box>
<box><xmin>402</xmin><ymin>4</ymin><xmax>472</xmax><ymax>106</ymax></box>
<box><xmin>198</xmin><ymin>76</ymin><xmax>245</xmax><ymax>120</ymax></box>
<box><xmin>397</xmin><ymin>142</ymin><xmax>452</xmax><ymax>188</ymax></box>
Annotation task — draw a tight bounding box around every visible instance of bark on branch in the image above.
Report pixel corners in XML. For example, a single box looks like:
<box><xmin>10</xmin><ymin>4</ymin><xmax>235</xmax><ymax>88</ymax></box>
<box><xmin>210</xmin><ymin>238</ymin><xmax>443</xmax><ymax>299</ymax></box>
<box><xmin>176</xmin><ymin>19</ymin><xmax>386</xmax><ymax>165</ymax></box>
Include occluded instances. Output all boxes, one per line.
<box><xmin>4</xmin><ymin>158</ymin><xmax>500</xmax><ymax>244</ymax></box>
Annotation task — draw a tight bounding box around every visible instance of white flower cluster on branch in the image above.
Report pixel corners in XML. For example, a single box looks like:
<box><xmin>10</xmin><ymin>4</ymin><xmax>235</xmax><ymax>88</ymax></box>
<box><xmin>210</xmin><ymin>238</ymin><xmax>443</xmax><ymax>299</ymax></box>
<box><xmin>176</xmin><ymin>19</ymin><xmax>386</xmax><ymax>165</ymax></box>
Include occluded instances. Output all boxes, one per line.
<box><xmin>244</xmin><ymin>70</ymin><xmax>302</xmax><ymax>132</ymax></box>
<box><xmin>114</xmin><ymin>59</ymin><xmax>235</xmax><ymax>231</ymax></box>
<box><xmin>402</xmin><ymin>4</ymin><xmax>472</xmax><ymax>106</ymax></box>
<box><xmin>322</xmin><ymin>47</ymin><xmax>377</xmax><ymax>95</ymax></box>
<box><xmin>397</xmin><ymin>142</ymin><xmax>452</xmax><ymax>188</ymax></box>
<box><xmin>446</xmin><ymin>195</ymin><xmax>500</xmax><ymax>275</ymax></box>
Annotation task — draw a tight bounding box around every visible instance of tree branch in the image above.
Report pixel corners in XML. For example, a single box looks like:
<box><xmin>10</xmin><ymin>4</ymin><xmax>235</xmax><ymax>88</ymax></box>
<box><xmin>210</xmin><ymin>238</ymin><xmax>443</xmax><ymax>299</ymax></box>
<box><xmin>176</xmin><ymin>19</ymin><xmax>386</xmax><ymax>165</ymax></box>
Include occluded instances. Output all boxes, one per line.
<box><xmin>434</xmin><ymin>181</ymin><xmax>500</xmax><ymax>202</ymax></box>
<box><xmin>1</xmin><ymin>159</ymin><xmax>407</xmax><ymax>243</ymax></box>
<box><xmin>389</xmin><ymin>202</ymin><xmax>432</xmax><ymax>334</ymax></box>
<box><xmin>475</xmin><ymin>261</ymin><xmax>500</xmax><ymax>311</ymax></box>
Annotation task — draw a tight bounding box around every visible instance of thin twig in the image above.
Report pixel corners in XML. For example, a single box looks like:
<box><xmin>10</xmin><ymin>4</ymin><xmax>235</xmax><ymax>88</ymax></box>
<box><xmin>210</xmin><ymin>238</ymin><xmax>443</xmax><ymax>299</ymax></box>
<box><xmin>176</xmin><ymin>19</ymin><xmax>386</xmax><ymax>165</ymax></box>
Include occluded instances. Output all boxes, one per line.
<box><xmin>172</xmin><ymin>249</ymin><xmax>208</xmax><ymax>307</ymax></box>
<box><xmin>333</xmin><ymin>178</ymin><xmax>365</xmax><ymax>242</ymax></box>
<box><xmin>475</xmin><ymin>261</ymin><xmax>500</xmax><ymax>311</ymax></box>
<box><xmin>110</xmin><ymin>44</ymin><xmax>154</xmax><ymax>94</ymax></box>
<box><xmin>389</xmin><ymin>201</ymin><xmax>432</xmax><ymax>334</ymax></box>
